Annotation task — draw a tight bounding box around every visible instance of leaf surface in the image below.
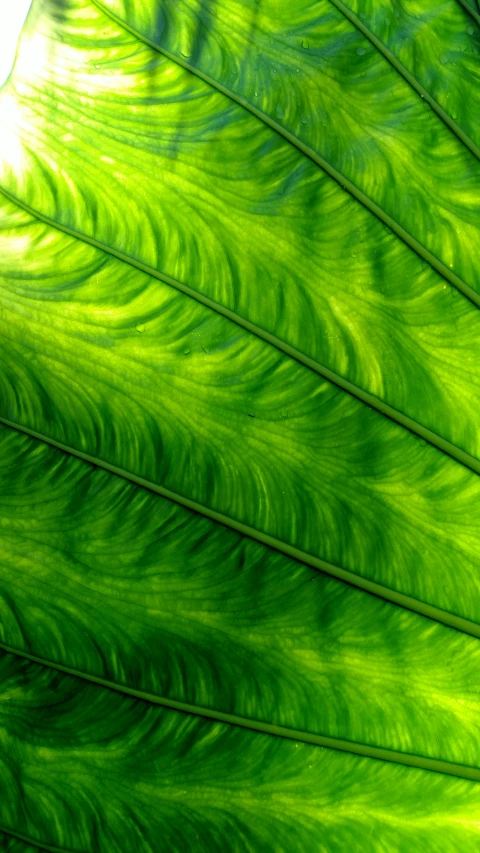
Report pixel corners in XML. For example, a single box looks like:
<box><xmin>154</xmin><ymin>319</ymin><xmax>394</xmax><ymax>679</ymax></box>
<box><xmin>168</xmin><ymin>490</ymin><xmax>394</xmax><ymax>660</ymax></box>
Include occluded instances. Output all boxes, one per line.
<box><xmin>3</xmin><ymin>422</ymin><xmax>480</xmax><ymax>771</ymax></box>
<box><xmin>1</xmin><ymin>0</ymin><xmax>480</xmax><ymax>471</ymax></box>
<box><xmin>1</xmin><ymin>651</ymin><xmax>480</xmax><ymax>853</ymax></box>
<box><xmin>2</xmin><ymin>11</ymin><xmax>480</xmax><ymax>626</ymax></box>
<box><xmin>1</xmin><ymin>0</ymin><xmax>480</xmax><ymax>849</ymax></box>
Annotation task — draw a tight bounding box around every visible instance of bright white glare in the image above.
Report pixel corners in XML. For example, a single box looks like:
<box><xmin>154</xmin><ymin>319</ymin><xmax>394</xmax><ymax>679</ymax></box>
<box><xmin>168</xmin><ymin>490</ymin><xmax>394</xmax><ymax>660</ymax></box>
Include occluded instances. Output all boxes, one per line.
<box><xmin>0</xmin><ymin>0</ymin><xmax>33</xmax><ymax>87</ymax></box>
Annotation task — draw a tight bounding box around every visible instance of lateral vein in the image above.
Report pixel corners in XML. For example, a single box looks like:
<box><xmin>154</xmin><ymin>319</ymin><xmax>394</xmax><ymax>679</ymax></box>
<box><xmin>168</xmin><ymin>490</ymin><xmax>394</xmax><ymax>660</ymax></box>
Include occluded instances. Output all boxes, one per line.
<box><xmin>1</xmin><ymin>183</ymin><xmax>480</xmax><ymax>482</ymax></box>
<box><xmin>0</xmin><ymin>825</ymin><xmax>74</xmax><ymax>853</ymax></box>
<box><xmin>1</xmin><ymin>640</ymin><xmax>480</xmax><ymax>783</ymax></box>
<box><xmin>328</xmin><ymin>0</ymin><xmax>480</xmax><ymax>163</ymax></box>
<box><xmin>89</xmin><ymin>0</ymin><xmax>480</xmax><ymax>306</ymax></box>
<box><xmin>1</xmin><ymin>413</ymin><xmax>480</xmax><ymax>640</ymax></box>
<box><xmin>456</xmin><ymin>0</ymin><xmax>480</xmax><ymax>25</ymax></box>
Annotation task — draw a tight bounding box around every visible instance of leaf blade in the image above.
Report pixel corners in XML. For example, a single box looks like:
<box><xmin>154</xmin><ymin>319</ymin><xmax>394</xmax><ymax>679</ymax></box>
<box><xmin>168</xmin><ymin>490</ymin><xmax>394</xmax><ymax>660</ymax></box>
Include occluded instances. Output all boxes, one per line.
<box><xmin>3</xmin><ymin>0</ymin><xmax>480</xmax><ymax>471</ymax></box>
<box><xmin>1</xmin><ymin>1</ymin><xmax>480</xmax><ymax>848</ymax></box>
<box><xmin>1</xmin><ymin>651</ymin><xmax>480</xmax><ymax>852</ymax></box>
<box><xmin>2</xmin><ymin>423</ymin><xmax>480</xmax><ymax>770</ymax></box>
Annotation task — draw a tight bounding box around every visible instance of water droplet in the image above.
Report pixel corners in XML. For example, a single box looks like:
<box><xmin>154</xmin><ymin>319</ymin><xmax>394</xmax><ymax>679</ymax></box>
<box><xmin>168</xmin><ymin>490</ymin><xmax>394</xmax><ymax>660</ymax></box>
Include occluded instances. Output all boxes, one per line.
<box><xmin>300</xmin><ymin>115</ymin><xmax>307</xmax><ymax>124</ymax></box>
<box><xmin>275</xmin><ymin>104</ymin><xmax>285</xmax><ymax>119</ymax></box>
<box><xmin>183</xmin><ymin>347</ymin><xmax>191</xmax><ymax>355</ymax></box>
<box><xmin>135</xmin><ymin>323</ymin><xmax>146</xmax><ymax>334</ymax></box>
<box><xmin>301</xmin><ymin>38</ymin><xmax>309</xmax><ymax>49</ymax></box>
<box><xmin>440</xmin><ymin>55</ymin><xmax>448</xmax><ymax>64</ymax></box>
<box><xmin>356</xmin><ymin>47</ymin><xmax>366</xmax><ymax>56</ymax></box>
<box><xmin>468</xmin><ymin>26</ymin><xmax>474</xmax><ymax>35</ymax></box>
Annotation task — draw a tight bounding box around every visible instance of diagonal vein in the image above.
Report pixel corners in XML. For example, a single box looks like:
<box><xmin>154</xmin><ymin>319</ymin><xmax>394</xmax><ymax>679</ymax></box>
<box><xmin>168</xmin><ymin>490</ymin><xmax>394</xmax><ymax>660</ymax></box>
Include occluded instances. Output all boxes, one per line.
<box><xmin>90</xmin><ymin>0</ymin><xmax>480</xmax><ymax>307</ymax></box>
<box><xmin>2</xmin><ymin>639</ymin><xmax>480</xmax><ymax>783</ymax></box>
<box><xmin>328</xmin><ymin>0</ymin><xmax>480</xmax><ymax>163</ymax></box>
<box><xmin>1</xmin><ymin>411</ymin><xmax>480</xmax><ymax>639</ymax></box>
<box><xmin>0</xmin><ymin>826</ymin><xmax>74</xmax><ymax>853</ymax></box>
<box><xmin>2</xmin><ymin>182</ymin><xmax>480</xmax><ymax>483</ymax></box>
<box><xmin>456</xmin><ymin>0</ymin><xmax>480</xmax><ymax>24</ymax></box>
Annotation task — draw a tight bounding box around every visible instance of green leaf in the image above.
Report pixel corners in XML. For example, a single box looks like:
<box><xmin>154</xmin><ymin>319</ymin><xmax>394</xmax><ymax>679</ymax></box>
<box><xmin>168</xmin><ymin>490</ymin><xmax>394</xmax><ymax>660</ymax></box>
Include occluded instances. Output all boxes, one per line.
<box><xmin>0</xmin><ymin>834</ymin><xmax>42</xmax><ymax>853</ymax></box>
<box><xmin>3</xmin><ymin>421</ymin><xmax>480</xmax><ymax>771</ymax></box>
<box><xmin>0</xmin><ymin>0</ymin><xmax>480</xmax><ymax>849</ymax></box>
<box><xmin>1</xmin><ymin>651</ymin><xmax>480</xmax><ymax>852</ymax></box>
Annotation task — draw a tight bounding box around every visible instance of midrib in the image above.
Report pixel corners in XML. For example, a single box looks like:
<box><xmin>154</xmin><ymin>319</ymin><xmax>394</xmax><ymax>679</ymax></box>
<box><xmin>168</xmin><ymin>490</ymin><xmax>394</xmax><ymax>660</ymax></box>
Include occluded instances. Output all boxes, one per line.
<box><xmin>91</xmin><ymin>0</ymin><xmax>480</xmax><ymax>308</ymax></box>
<box><xmin>2</xmin><ymin>638</ymin><xmax>480</xmax><ymax>784</ymax></box>
<box><xmin>2</xmin><ymin>411</ymin><xmax>480</xmax><ymax>641</ymax></box>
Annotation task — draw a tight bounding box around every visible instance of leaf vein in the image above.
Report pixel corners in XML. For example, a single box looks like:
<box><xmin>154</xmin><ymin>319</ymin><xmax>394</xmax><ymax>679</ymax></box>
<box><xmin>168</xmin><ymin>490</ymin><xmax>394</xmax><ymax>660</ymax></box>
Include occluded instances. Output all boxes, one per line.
<box><xmin>89</xmin><ymin>0</ymin><xmax>480</xmax><ymax>304</ymax></box>
<box><xmin>328</xmin><ymin>0</ymin><xmax>480</xmax><ymax>163</ymax></box>
<box><xmin>1</xmin><ymin>640</ymin><xmax>480</xmax><ymax>783</ymax></box>
<box><xmin>1</xmin><ymin>412</ymin><xmax>480</xmax><ymax>638</ymax></box>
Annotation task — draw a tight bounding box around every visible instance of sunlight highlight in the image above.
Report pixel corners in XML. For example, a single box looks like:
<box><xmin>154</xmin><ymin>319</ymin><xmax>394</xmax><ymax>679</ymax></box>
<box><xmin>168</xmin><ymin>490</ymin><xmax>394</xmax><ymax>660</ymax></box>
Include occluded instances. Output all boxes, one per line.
<box><xmin>0</xmin><ymin>93</ymin><xmax>24</xmax><ymax>171</ymax></box>
<box><xmin>0</xmin><ymin>0</ymin><xmax>32</xmax><ymax>87</ymax></box>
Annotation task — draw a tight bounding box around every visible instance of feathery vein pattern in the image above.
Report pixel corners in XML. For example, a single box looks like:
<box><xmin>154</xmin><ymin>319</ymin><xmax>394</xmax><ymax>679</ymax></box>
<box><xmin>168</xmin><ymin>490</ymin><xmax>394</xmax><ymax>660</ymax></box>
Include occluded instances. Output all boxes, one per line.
<box><xmin>4</xmin><ymin>194</ymin><xmax>480</xmax><ymax>623</ymax></box>
<box><xmin>1</xmin><ymin>0</ymin><xmax>480</xmax><ymax>849</ymax></box>
<box><xmin>2</xmin><ymin>0</ymin><xmax>480</xmax><ymax>470</ymax></box>
<box><xmin>327</xmin><ymin>0</ymin><xmax>480</xmax><ymax>162</ymax></box>
<box><xmin>2</xmin><ymin>651</ymin><xmax>480</xmax><ymax>852</ymax></box>
<box><xmin>4</xmin><ymin>180</ymin><xmax>480</xmax><ymax>488</ymax></box>
<box><xmin>92</xmin><ymin>0</ymin><xmax>480</xmax><ymax>291</ymax></box>
<box><xmin>3</xmin><ymin>423</ymin><xmax>480</xmax><ymax>768</ymax></box>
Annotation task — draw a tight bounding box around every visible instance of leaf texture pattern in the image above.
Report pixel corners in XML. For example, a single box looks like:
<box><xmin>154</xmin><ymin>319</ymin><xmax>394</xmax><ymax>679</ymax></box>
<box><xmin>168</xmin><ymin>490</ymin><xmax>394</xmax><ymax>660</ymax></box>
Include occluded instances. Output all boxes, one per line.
<box><xmin>0</xmin><ymin>0</ymin><xmax>479</xmax><ymax>850</ymax></box>
<box><xmin>2</xmin><ymin>653</ymin><xmax>480</xmax><ymax>852</ymax></box>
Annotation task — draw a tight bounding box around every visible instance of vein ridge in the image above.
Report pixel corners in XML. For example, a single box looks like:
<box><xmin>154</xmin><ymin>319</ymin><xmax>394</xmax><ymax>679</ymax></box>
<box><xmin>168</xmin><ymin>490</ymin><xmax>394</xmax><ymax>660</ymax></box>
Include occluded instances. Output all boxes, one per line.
<box><xmin>1</xmin><ymin>182</ymin><xmax>480</xmax><ymax>483</ymax></box>
<box><xmin>89</xmin><ymin>0</ymin><xmax>480</xmax><ymax>305</ymax></box>
<box><xmin>0</xmin><ymin>825</ymin><xmax>73</xmax><ymax>853</ymax></box>
<box><xmin>1</xmin><ymin>411</ymin><xmax>480</xmax><ymax>639</ymax></box>
<box><xmin>1</xmin><ymin>639</ymin><xmax>480</xmax><ymax>783</ymax></box>
<box><xmin>328</xmin><ymin>0</ymin><xmax>480</xmax><ymax>163</ymax></box>
<box><xmin>456</xmin><ymin>0</ymin><xmax>480</xmax><ymax>25</ymax></box>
